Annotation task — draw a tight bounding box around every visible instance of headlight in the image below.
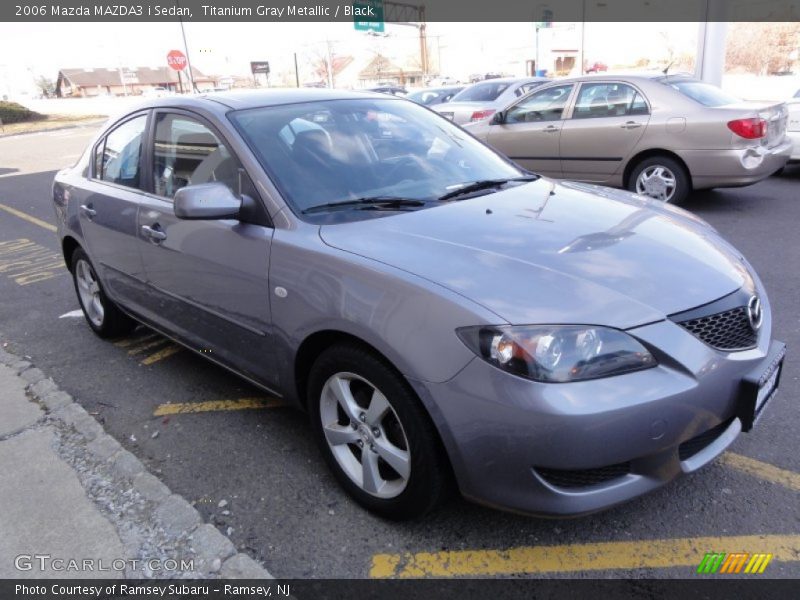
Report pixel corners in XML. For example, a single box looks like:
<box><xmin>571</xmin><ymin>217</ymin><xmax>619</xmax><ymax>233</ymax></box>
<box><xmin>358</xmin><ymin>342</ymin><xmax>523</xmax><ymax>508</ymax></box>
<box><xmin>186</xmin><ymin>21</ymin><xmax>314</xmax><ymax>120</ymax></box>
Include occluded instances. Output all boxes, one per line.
<box><xmin>456</xmin><ymin>325</ymin><xmax>656</xmax><ymax>383</ymax></box>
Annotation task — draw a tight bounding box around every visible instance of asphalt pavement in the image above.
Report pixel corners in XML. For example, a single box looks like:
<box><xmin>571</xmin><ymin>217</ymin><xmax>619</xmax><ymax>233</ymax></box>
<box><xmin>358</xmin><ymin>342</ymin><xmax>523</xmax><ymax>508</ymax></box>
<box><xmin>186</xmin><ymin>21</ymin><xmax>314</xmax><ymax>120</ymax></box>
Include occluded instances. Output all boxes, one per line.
<box><xmin>0</xmin><ymin>127</ymin><xmax>798</xmax><ymax>578</ymax></box>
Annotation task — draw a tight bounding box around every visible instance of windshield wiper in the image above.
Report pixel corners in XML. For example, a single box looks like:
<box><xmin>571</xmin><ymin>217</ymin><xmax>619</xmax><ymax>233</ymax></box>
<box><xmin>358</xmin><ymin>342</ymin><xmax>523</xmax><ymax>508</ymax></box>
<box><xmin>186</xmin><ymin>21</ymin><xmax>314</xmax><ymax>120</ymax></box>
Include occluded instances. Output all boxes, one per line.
<box><xmin>302</xmin><ymin>196</ymin><xmax>427</xmax><ymax>214</ymax></box>
<box><xmin>437</xmin><ymin>175</ymin><xmax>539</xmax><ymax>202</ymax></box>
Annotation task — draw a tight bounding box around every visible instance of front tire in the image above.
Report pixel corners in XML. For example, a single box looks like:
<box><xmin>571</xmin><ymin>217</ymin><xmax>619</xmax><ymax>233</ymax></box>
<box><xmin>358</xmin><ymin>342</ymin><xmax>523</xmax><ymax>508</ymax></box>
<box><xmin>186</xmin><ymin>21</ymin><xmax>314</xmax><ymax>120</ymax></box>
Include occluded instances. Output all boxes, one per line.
<box><xmin>628</xmin><ymin>155</ymin><xmax>690</xmax><ymax>204</ymax></box>
<box><xmin>71</xmin><ymin>248</ymin><xmax>136</xmax><ymax>338</ymax></box>
<box><xmin>308</xmin><ymin>343</ymin><xmax>450</xmax><ymax>520</ymax></box>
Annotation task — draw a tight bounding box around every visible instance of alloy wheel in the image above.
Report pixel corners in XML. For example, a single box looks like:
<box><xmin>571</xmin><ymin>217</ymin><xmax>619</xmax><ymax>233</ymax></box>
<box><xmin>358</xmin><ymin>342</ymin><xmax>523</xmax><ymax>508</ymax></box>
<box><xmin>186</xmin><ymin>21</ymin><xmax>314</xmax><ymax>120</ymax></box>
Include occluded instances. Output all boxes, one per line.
<box><xmin>635</xmin><ymin>165</ymin><xmax>677</xmax><ymax>202</ymax></box>
<box><xmin>75</xmin><ymin>259</ymin><xmax>104</xmax><ymax>327</ymax></box>
<box><xmin>319</xmin><ymin>372</ymin><xmax>411</xmax><ymax>499</ymax></box>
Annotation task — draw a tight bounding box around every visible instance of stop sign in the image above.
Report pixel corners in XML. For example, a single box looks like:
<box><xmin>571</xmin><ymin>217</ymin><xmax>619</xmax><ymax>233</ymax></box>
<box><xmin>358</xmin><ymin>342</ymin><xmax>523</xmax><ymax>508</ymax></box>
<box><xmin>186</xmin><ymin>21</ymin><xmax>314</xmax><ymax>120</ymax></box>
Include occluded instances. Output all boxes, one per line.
<box><xmin>167</xmin><ymin>50</ymin><xmax>187</xmax><ymax>71</ymax></box>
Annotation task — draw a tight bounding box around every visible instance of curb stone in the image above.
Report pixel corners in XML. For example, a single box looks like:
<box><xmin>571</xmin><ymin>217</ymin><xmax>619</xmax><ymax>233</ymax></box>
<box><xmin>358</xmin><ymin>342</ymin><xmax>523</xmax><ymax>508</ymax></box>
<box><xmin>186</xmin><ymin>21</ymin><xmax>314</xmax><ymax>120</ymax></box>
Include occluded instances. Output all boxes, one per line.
<box><xmin>0</xmin><ymin>342</ymin><xmax>272</xmax><ymax>579</ymax></box>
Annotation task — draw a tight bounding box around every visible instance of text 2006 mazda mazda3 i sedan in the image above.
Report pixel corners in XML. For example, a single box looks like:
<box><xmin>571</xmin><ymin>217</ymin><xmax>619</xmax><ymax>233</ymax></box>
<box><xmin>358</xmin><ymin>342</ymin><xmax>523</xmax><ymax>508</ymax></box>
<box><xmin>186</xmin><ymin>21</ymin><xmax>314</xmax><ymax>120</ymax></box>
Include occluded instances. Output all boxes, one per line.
<box><xmin>52</xmin><ymin>90</ymin><xmax>785</xmax><ymax>519</ymax></box>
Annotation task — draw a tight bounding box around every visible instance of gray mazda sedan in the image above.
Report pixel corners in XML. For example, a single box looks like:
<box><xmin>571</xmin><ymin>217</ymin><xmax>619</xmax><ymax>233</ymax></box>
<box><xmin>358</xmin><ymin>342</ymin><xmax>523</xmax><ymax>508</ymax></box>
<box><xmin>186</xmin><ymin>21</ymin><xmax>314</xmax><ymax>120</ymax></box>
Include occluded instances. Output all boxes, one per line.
<box><xmin>52</xmin><ymin>89</ymin><xmax>785</xmax><ymax>519</ymax></box>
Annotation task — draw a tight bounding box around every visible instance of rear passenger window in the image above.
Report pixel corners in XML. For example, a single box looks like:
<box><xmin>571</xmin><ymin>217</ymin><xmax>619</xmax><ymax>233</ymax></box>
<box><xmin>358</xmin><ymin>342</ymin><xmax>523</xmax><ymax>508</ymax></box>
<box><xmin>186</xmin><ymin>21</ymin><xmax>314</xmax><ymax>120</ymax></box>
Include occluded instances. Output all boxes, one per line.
<box><xmin>152</xmin><ymin>113</ymin><xmax>249</xmax><ymax>200</ymax></box>
<box><xmin>572</xmin><ymin>83</ymin><xmax>649</xmax><ymax>119</ymax></box>
<box><xmin>96</xmin><ymin>115</ymin><xmax>147</xmax><ymax>189</ymax></box>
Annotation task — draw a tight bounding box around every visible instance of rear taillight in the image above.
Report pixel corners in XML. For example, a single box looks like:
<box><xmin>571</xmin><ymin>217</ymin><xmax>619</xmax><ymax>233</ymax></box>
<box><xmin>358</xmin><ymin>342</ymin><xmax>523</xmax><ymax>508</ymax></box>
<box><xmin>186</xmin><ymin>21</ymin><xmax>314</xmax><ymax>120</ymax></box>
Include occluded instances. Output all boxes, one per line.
<box><xmin>470</xmin><ymin>109</ymin><xmax>496</xmax><ymax>122</ymax></box>
<box><xmin>727</xmin><ymin>118</ymin><xmax>767</xmax><ymax>139</ymax></box>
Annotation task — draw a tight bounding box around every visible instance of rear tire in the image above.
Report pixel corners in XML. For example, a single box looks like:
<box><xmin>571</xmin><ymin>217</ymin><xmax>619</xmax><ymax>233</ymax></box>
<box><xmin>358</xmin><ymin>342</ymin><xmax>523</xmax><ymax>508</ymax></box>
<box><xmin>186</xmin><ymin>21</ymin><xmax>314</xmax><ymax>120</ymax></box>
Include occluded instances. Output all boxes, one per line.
<box><xmin>308</xmin><ymin>343</ymin><xmax>450</xmax><ymax>520</ymax></box>
<box><xmin>628</xmin><ymin>155</ymin><xmax>690</xmax><ymax>204</ymax></box>
<box><xmin>71</xmin><ymin>248</ymin><xmax>137</xmax><ymax>339</ymax></box>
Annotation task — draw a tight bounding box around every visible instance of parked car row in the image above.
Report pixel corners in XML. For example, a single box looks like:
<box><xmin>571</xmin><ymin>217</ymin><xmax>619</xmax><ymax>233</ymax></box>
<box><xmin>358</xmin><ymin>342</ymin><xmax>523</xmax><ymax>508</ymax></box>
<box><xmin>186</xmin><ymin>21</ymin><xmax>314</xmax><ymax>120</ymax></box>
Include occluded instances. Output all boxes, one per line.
<box><xmin>464</xmin><ymin>73</ymin><xmax>790</xmax><ymax>203</ymax></box>
<box><xmin>398</xmin><ymin>72</ymin><xmax>790</xmax><ymax>203</ymax></box>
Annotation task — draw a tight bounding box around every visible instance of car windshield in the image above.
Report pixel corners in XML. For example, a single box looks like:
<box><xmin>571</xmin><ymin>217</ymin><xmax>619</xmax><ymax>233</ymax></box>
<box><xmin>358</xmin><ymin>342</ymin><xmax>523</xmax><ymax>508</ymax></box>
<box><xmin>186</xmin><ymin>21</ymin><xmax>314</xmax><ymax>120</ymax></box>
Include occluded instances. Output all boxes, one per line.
<box><xmin>451</xmin><ymin>81</ymin><xmax>511</xmax><ymax>102</ymax></box>
<box><xmin>230</xmin><ymin>98</ymin><xmax>523</xmax><ymax>219</ymax></box>
<box><xmin>667</xmin><ymin>80</ymin><xmax>741</xmax><ymax>107</ymax></box>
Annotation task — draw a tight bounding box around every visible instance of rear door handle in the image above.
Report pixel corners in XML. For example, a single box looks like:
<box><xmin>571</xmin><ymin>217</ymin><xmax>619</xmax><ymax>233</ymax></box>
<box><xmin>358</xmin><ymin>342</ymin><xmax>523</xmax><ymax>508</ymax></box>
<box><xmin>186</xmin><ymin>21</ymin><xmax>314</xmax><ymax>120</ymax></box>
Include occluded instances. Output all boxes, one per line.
<box><xmin>141</xmin><ymin>224</ymin><xmax>167</xmax><ymax>242</ymax></box>
<box><xmin>543</xmin><ymin>125</ymin><xmax>560</xmax><ymax>133</ymax></box>
<box><xmin>79</xmin><ymin>204</ymin><xmax>96</xmax><ymax>218</ymax></box>
<box><xmin>621</xmin><ymin>121</ymin><xmax>643</xmax><ymax>129</ymax></box>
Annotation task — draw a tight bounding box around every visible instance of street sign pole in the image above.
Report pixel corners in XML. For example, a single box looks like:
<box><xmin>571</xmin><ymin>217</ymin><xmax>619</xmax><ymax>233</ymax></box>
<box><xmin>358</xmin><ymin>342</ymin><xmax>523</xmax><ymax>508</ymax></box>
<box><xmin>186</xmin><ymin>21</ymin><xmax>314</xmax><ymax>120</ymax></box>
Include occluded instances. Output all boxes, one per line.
<box><xmin>176</xmin><ymin>0</ymin><xmax>196</xmax><ymax>92</ymax></box>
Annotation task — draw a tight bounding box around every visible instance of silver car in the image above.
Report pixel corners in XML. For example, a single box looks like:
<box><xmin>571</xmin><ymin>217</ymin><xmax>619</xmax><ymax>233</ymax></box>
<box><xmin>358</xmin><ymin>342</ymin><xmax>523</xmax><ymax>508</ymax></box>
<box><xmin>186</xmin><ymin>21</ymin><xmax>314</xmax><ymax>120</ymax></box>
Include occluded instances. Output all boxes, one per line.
<box><xmin>53</xmin><ymin>90</ymin><xmax>785</xmax><ymax>519</ymax></box>
<box><xmin>786</xmin><ymin>90</ymin><xmax>800</xmax><ymax>162</ymax></box>
<box><xmin>467</xmin><ymin>74</ymin><xmax>791</xmax><ymax>203</ymax></box>
<box><xmin>433</xmin><ymin>76</ymin><xmax>548</xmax><ymax>124</ymax></box>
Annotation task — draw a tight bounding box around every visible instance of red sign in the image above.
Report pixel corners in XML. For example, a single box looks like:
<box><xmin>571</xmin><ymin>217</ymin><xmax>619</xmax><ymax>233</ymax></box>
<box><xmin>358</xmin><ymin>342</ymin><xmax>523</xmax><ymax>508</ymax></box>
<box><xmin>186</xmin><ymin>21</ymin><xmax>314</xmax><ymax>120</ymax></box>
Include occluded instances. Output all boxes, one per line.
<box><xmin>167</xmin><ymin>50</ymin><xmax>187</xmax><ymax>71</ymax></box>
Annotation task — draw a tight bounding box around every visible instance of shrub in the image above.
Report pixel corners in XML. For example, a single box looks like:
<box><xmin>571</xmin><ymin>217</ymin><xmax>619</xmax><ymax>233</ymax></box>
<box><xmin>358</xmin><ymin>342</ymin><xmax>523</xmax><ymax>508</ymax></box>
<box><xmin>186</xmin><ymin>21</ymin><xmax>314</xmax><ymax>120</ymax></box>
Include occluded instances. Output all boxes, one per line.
<box><xmin>0</xmin><ymin>101</ymin><xmax>45</xmax><ymax>124</ymax></box>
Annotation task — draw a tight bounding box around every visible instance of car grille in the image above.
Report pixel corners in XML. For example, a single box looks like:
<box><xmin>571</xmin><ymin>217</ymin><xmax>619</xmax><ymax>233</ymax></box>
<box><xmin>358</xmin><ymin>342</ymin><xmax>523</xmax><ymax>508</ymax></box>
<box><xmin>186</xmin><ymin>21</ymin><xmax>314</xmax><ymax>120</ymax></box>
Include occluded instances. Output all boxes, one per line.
<box><xmin>677</xmin><ymin>306</ymin><xmax>757</xmax><ymax>351</ymax></box>
<box><xmin>678</xmin><ymin>417</ymin><xmax>735</xmax><ymax>461</ymax></box>
<box><xmin>535</xmin><ymin>462</ymin><xmax>631</xmax><ymax>489</ymax></box>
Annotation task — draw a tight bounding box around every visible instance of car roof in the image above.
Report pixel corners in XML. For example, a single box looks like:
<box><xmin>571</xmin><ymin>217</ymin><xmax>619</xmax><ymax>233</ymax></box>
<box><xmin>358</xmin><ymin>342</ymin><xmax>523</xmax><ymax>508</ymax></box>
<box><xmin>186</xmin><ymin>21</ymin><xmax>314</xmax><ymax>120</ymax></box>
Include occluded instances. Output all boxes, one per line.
<box><xmin>129</xmin><ymin>88</ymin><xmax>393</xmax><ymax>112</ymax></box>
<box><xmin>410</xmin><ymin>86</ymin><xmax>463</xmax><ymax>93</ymax></box>
<box><xmin>471</xmin><ymin>77</ymin><xmax>548</xmax><ymax>85</ymax></box>
<box><xmin>544</xmin><ymin>71</ymin><xmax>696</xmax><ymax>85</ymax></box>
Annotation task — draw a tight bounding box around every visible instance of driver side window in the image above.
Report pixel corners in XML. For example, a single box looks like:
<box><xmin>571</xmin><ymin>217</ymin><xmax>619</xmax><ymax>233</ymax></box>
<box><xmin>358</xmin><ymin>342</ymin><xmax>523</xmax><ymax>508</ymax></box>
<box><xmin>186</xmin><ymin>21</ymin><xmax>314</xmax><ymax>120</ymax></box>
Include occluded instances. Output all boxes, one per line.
<box><xmin>152</xmin><ymin>113</ymin><xmax>249</xmax><ymax>200</ymax></box>
<box><xmin>505</xmin><ymin>84</ymin><xmax>574</xmax><ymax>124</ymax></box>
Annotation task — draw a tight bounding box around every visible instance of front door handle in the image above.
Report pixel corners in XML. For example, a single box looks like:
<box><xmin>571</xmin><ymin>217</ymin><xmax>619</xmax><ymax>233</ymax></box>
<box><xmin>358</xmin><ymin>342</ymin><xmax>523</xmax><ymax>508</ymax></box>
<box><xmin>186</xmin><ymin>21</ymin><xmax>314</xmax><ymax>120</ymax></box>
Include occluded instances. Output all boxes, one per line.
<box><xmin>141</xmin><ymin>224</ymin><xmax>167</xmax><ymax>242</ymax></box>
<box><xmin>80</xmin><ymin>204</ymin><xmax>96</xmax><ymax>219</ymax></box>
<box><xmin>621</xmin><ymin>121</ymin><xmax>643</xmax><ymax>129</ymax></box>
<box><xmin>543</xmin><ymin>125</ymin><xmax>560</xmax><ymax>133</ymax></box>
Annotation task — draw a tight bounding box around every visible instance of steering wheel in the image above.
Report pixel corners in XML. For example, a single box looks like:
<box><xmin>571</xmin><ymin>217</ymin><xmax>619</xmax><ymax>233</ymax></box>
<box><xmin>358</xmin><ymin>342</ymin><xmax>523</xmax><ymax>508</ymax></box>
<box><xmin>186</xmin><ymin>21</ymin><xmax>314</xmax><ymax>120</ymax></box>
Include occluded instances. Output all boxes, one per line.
<box><xmin>384</xmin><ymin>155</ymin><xmax>430</xmax><ymax>183</ymax></box>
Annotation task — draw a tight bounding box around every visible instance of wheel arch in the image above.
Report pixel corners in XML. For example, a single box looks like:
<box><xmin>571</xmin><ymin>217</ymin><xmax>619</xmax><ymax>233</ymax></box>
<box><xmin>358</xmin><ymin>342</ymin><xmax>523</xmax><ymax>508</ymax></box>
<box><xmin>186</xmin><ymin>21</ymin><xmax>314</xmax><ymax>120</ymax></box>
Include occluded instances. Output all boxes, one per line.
<box><xmin>62</xmin><ymin>235</ymin><xmax>82</xmax><ymax>271</ymax></box>
<box><xmin>294</xmin><ymin>329</ymin><xmax>403</xmax><ymax>412</ymax></box>
<box><xmin>623</xmin><ymin>148</ymin><xmax>693</xmax><ymax>190</ymax></box>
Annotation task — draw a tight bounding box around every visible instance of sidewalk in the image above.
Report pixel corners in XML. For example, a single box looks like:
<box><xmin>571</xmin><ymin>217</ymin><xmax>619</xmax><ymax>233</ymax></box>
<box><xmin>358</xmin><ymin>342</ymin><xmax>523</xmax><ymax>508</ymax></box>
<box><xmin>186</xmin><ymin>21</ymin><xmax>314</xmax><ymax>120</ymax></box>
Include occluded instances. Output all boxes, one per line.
<box><xmin>0</xmin><ymin>344</ymin><xmax>271</xmax><ymax>580</ymax></box>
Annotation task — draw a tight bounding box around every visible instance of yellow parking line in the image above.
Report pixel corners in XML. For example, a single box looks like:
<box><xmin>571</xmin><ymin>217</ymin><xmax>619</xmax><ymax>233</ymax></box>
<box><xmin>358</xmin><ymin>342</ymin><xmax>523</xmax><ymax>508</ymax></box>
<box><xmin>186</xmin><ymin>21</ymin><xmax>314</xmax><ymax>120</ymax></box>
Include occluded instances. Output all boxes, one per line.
<box><xmin>140</xmin><ymin>345</ymin><xmax>182</xmax><ymax>365</ymax></box>
<box><xmin>0</xmin><ymin>203</ymin><xmax>57</xmax><ymax>232</ymax></box>
<box><xmin>113</xmin><ymin>333</ymin><xmax>159</xmax><ymax>348</ymax></box>
<box><xmin>153</xmin><ymin>397</ymin><xmax>285</xmax><ymax>416</ymax></box>
<box><xmin>370</xmin><ymin>534</ymin><xmax>800</xmax><ymax>578</ymax></box>
<box><xmin>0</xmin><ymin>238</ymin><xmax>64</xmax><ymax>285</ymax></box>
<box><xmin>720</xmin><ymin>452</ymin><xmax>800</xmax><ymax>492</ymax></box>
<box><xmin>127</xmin><ymin>337</ymin><xmax>170</xmax><ymax>356</ymax></box>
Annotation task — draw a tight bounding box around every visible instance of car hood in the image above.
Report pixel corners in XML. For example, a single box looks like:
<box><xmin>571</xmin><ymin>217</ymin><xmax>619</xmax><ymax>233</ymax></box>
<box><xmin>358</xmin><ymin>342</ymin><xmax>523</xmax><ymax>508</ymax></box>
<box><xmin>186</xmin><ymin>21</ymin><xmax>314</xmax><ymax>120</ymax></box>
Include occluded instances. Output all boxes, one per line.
<box><xmin>319</xmin><ymin>179</ymin><xmax>751</xmax><ymax>328</ymax></box>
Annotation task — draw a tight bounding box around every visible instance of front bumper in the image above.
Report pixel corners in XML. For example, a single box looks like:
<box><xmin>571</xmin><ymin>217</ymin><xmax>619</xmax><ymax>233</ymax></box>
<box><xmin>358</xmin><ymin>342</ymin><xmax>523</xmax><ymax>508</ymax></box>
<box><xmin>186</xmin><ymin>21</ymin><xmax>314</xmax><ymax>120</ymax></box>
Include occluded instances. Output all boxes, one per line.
<box><xmin>684</xmin><ymin>139</ymin><xmax>791</xmax><ymax>189</ymax></box>
<box><xmin>411</xmin><ymin>317</ymin><xmax>783</xmax><ymax>517</ymax></box>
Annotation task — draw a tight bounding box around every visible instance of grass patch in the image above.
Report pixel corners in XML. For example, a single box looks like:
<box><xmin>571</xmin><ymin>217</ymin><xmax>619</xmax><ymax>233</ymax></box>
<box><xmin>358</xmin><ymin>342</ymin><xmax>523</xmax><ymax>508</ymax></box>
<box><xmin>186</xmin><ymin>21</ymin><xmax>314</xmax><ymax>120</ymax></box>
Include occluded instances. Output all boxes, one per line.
<box><xmin>0</xmin><ymin>101</ymin><xmax>45</xmax><ymax>124</ymax></box>
<box><xmin>0</xmin><ymin>114</ymin><xmax>107</xmax><ymax>136</ymax></box>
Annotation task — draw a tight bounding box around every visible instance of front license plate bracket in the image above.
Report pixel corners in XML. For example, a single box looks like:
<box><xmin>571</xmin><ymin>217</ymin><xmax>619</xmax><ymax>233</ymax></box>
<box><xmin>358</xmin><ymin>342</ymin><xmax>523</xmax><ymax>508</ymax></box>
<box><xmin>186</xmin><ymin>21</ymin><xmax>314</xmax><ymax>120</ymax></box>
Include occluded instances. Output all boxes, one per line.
<box><xmin>737</xmin><ymin>341</ymin><xmax>786</xmax><ymax>432</ymax></box>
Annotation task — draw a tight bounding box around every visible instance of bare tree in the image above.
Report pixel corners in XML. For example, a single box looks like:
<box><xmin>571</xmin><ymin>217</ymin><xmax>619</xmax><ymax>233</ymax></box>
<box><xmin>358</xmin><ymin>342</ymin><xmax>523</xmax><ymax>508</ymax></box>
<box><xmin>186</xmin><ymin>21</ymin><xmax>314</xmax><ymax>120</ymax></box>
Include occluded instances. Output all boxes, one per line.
<box><xmin>34</xmin><ymin>76</ymin><xmax>55</xmax><ymax>98</ymax></box>
<box><xmin>726</xmin><ymin>22</ymin><xmax>800</xmax><ymax>75</ymax></box>
<box><xmin>304</xmin><ymin>41</ymin><xmax>336</xmax><ymax>87</ymax></box>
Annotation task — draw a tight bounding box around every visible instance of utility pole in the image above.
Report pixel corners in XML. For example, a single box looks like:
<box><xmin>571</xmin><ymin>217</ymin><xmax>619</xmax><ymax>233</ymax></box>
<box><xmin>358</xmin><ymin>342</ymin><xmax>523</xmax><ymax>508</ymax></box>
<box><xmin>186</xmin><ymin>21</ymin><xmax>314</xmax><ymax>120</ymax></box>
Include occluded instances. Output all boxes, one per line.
<box><xmin>294</xmin><ymin>53</ymin><xmax>300</xmax><ymax>88</ymax></box>
<box><xmin>325</xmin><ymin>39</ymin><xmax>335</xmax><ymax>88</ymax></box>
<box><xmin>418</xmin><ymin>5</ymin><xmax>428</xmax><ymax>79</ymax></box>
<box><xmin>117</xmin><ymin>64</ymin><xmax>128</xmax><ymax>96</ymax></box>
<box><xmin>176</xmin><ymin>0</ymin><xmax>196</xmax><ymax>92</ymax></box>
<box><xmin>579</xmin><ymin>0</ymin><xmax>586</xmax><ymax>75</ymax></box>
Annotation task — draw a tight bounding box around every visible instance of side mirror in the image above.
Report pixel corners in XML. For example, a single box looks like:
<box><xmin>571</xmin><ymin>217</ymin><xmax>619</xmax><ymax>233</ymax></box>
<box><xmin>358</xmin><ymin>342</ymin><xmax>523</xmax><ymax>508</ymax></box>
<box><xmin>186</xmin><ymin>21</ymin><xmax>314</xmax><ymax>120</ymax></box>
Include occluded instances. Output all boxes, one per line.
<box><xmin>491</xmin><ymin>111</ymin><xmax>506</xmax><ymax>125</ymax></box>
<box><xmin>174</xmin><ymin>182</ymin><xmax>241</xmax><ymax>220</ymax></box>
